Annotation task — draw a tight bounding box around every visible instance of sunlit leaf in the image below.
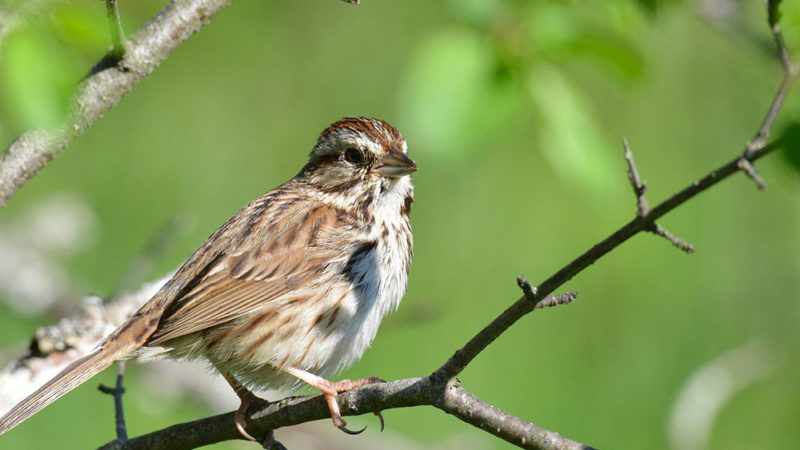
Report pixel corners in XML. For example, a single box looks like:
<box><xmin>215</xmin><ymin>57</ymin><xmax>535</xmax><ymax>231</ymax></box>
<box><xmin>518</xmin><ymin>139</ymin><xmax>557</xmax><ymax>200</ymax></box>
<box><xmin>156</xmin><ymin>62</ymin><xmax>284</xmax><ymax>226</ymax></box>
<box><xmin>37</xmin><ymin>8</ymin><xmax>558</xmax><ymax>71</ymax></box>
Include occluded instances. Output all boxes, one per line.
<box><xmin>782</xmin><ymin>0</ymin><xmax>800</xmax><ymax>52</ymax></box>
<box><xmin>520</xmin><ymin>2</ymin><xmax>644</xmax><ymax>82</ymax></box>
<box><xmin>397</xmin><ymin>28</ymin><xmax>520</xmax><ymax>159</ymax></box>
<box><xmin>560</xmin><ymin>34</ymin><xmax>645</xmax><ymax>81</ymax></box>
<box><xmin>521</xmin><ymin>2</ymin><xmax>578</xmax><ymax>51</ymax></box>
<box><xmin>447</xmin><ymin>0</ymin><xmax>500</xmax><ymax>26</ymax></box>
<box><xmin>527</xmin><ymin>64</ymin><xmax>619</xmax><ymax>196</ymax></box>
<box><xmin>0</xmin><ymin>27</ymin><xmax>82</xmax><ymax>129</ymax></box>
<box><xmin>49</xmin><ymin>2</ymin><xmax>111</xmax><ymax>53</ymax></box>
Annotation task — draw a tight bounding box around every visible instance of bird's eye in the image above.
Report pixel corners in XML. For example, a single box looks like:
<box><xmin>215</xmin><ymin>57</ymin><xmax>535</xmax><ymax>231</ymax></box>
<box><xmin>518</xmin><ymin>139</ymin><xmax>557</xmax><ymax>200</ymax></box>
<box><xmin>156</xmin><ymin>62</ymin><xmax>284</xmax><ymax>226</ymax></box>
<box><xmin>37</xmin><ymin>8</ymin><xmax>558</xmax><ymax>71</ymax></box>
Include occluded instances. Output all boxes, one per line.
<box><xmin>344</xmin><ymin>147</ymin><xmax>364</xmax><ymax>165</ymax></box>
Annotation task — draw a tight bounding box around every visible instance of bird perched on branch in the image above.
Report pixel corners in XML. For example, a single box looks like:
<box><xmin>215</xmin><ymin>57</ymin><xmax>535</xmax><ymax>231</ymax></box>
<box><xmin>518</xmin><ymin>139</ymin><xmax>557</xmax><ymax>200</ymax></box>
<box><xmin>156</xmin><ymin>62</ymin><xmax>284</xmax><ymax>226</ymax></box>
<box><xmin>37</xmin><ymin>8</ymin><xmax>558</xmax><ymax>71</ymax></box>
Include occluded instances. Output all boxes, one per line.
<box><xmin>0</xmin><ymin>117</ymin><xmax>416</xmax><ymax>441</ymax></box>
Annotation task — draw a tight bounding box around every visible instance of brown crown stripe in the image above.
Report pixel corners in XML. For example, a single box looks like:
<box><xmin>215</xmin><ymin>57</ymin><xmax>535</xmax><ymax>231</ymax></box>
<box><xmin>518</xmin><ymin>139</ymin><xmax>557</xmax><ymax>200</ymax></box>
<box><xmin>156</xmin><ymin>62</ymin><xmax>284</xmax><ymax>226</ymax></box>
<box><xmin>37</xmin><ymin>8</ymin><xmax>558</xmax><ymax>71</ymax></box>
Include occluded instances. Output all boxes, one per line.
<box><xmin>318</xmin><ymin>117</ymin><xmax>404</xmax><ymax>153</ymax></box>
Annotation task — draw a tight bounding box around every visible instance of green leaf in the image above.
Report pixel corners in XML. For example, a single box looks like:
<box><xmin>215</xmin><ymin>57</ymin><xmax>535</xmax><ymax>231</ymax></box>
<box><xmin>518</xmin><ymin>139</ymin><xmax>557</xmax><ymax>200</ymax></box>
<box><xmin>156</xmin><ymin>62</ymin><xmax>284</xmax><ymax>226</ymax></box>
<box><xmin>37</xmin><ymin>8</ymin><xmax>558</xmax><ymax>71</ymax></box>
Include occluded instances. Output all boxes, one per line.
<box><xmin>527</xmin><ymin>64</ymin><xmax>619</xmax><ymax>196</ymax></box>
<box><xmin>1</xmin><ymin>27</ymin><xmax>82</xmax><ymax>129</ymax></box>
<box><xmin>49</xmin><ymin>2</ymin><xmax>113</xmax><ymax>52</ymax></box>
<box><xmin>447</xmin><ymin>0</ymin><xmax>500</xmax><ymax>26</ymax></box>
<box><xmin>397</xmin><ymin>28</ymin><xmax>520</xmax><ymax>159</ymax></box>
<box><xmin>560</xmin><ymin>34</ymin><xmax>645</xmax><ymax>81</ymax></box>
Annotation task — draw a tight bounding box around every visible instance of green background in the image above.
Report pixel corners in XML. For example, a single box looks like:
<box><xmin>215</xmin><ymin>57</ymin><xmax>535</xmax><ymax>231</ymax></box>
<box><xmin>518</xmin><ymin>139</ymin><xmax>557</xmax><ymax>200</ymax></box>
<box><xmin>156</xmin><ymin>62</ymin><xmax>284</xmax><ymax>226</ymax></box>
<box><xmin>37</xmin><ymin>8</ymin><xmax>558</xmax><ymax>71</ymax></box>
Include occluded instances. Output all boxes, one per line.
<box><xmin>0</xmin><ymin>0</ymin><xmax>798</xmax><ymax>448</ymax></box>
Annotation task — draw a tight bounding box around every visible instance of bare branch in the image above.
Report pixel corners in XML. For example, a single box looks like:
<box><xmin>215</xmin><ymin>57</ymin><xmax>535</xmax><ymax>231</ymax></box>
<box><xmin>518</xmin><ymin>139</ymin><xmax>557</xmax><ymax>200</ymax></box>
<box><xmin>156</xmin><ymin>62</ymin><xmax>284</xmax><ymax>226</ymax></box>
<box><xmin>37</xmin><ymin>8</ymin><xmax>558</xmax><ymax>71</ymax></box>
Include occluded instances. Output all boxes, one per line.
<box><xmin>0</xmin><ymin>0</ymin><xmax>233</xmax><ymax>207</ymax></box>
<box><xmin>97</xmin><ymin>362</ymin><xmax>128</xmax><ymax>442</ymax></box>
<box><xmin>736</xmin><ymin>158</ymin><xmax>767</xmax><ymax>190</ymax></box>
<box><xmin>436</xmin><ymin>380</ymin><xmax>595</xmax><ymax>450</ymax></box>
<box><xmin>622</xmin><ymin>137</ymin><xmax>649</xmax><ymax>216</ymax></box>
<box><xmin>431</xmin><ymin>0</ymin><xmax>794</xmax><ymax>385</ymax></box>
<box><xmin>743</xmin><ymin>0</ymin><xmax>796</xmax><ymax>160</ymax></box>
<box><xmin>536</xmin><ymin>292</ymin><xmax>578</xmax><ymax>309</ymax></box>
<box><xmin>99</xmin><ymin>377</ymin><xmax>594</xmax><ymax>450</ymax></box>
<box><xmin>519</xmin><ymin>276</ymin><xmax>578</xmax><ymax>309</ymax></box>
<box><xmin>623</xmin><ymin>138</ymin><xmax>694</xmax><ymax>251</ymax></box>
<box><xmin>766</xmin><ymin>0</ymin><xmax>797</xmax><ymax>92</ymax></box>
<box><xmin>516</xmin><ymin>275</ymin><xmax>538</xmax><ymax>299</ymax></box>
<box><xmin>648</xmin><ymin>223</ymin><xmax>695</xmax><ymax>254</ymax></box>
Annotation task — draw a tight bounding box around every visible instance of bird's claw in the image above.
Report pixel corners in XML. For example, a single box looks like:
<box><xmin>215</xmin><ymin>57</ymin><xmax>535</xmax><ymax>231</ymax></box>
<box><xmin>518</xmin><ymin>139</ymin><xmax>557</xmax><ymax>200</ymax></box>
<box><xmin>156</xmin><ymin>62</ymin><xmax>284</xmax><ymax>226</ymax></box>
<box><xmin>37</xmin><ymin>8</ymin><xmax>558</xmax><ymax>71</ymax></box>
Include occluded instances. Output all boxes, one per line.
<box><xmin>338</xmin><ymin>423</ymin><xmax>368</xmax><ymax>435</ymax></box>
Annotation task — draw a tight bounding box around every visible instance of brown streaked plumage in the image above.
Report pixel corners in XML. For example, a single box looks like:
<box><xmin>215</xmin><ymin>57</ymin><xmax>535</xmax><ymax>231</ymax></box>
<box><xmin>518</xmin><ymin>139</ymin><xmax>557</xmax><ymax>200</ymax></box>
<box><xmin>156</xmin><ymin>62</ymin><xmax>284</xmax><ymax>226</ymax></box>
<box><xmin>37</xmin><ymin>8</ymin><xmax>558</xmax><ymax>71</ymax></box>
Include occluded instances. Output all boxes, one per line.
<box><xmin>0</xmin><ymin>117</ymin><xmax>416</xmax><ymax>440</ymax></box>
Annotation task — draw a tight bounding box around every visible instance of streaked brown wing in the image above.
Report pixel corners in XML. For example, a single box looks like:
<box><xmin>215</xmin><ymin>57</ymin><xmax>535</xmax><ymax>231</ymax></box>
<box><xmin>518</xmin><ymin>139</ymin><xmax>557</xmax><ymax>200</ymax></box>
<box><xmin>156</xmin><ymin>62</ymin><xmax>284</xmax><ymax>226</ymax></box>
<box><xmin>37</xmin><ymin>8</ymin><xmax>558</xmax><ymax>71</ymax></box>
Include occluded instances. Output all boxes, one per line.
<box><xmin>147</xmin><ymin>196</ymin><xmax>349</xmax><ymax>345</ymax></box>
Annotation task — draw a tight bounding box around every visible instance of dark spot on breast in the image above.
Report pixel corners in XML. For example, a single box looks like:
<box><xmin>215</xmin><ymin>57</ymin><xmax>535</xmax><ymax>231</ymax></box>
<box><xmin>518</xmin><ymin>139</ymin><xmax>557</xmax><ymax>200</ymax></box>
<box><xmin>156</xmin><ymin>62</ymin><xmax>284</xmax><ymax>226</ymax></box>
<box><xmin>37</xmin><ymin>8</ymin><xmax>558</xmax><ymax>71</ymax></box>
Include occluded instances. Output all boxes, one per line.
<box><xmin>311</xmin><ymin>312</ymin><xmax>325</xmax><ymax>329</ymax></box>
<box><xmin>342</xmin><ymin>241</ymin><xmax>377</xmax><ymax>285</ymax></box>
<box><xmin>359</xmin><ymin>192</ymin><xmax>374</xmax><ymax>218</ymax></box>
<box><xmin>243</xmin><ymin>310</ymin><xmax>277</xmax><ymax>333</ymax></box>
<box><xmin>243</xmin><ymin>329</ymin><xmax>275</xmax><ymax>357</ymax></box>
<box><xmin>401</xmin><ymin>194</ymin><xmax>413</xmax><ymax>216</ymax></box>
<box><xmin>277</xmin><ymin>353</ymin><xmax>291</xmax><ymax>369</ymax></box>
<box><xmin>206</xmin><ymin>330</ymin><xmax>228</xmax><ymax>350</ymax></box>
<box><xmin>298</xmin><ymin>336</ymin><xmax>317</xmax><ymax>365</ymax></box>
<box><xmin>326</xmin><ymin>305</ymin><xmax>341</xmax><ymax>328</ymax></box>
<box><xmin>336</xmin><ymin>209</ymin><xmax>349</xmax><ymax>225</ymax></box>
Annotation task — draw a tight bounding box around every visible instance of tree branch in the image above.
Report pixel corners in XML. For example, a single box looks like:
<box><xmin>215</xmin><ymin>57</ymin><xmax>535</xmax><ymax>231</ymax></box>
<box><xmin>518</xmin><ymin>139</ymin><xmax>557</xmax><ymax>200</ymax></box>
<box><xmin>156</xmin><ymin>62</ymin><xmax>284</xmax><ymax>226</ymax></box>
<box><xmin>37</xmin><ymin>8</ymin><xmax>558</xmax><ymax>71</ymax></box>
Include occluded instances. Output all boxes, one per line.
<box><xmin>99</xmin><ymin>377</ymin><xmax>593</xmax><ymax>450</ymax></box>
<box><xmin>0</xmin><ymin>0</ymin><xmax>233</xmax><ymax>207</ymax></box>
<box><xmin>432</xmin><ymin>0</ymin><xmax>795</xmax><ymax>380</ymax></box>
<box><xmin>622</xmin><ymin>138</ymin><xmax>694</xmax><ymax>253</ymax></box>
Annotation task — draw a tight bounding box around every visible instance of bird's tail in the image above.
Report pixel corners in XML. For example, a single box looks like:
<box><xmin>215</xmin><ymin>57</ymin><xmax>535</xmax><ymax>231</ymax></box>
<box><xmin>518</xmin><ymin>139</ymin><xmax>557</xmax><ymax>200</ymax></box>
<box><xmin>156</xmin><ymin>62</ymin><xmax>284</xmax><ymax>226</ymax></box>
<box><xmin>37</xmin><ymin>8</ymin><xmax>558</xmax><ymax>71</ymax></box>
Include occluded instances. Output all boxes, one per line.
<box><xmin>0</xmin><ymin>343</ymin><xmax>131</xmax><ymax>436</ymax></box>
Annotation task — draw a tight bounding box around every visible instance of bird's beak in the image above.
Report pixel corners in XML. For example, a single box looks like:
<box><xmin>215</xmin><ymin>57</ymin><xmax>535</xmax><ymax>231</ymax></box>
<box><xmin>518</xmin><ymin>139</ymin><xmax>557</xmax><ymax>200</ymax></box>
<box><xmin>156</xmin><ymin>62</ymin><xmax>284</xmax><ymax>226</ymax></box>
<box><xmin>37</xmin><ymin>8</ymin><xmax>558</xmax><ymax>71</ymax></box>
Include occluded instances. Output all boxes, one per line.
<box><xmin>376</xmin><ymin>149</ymin><xmax>417</xmax><ymax>178</ymax></box>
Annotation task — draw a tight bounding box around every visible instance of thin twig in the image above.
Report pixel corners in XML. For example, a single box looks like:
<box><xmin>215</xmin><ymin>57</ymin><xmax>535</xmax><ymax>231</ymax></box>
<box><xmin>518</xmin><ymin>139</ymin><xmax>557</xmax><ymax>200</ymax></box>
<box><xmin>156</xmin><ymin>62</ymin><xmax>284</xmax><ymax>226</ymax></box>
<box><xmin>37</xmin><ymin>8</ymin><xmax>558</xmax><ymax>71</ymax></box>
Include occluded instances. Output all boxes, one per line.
<box><xmin>767</xmin><ymin>0</ymin><xmax>796</xmax><ymax>80</ymax></box>
<box><xmin>741</xmin><ymin>0</ymin><xmax>796</xmax><ymax>166</ymax></box>
<box><xmin>739</xmin><ymin>0</ymin><xmax>797</xmax><ymax>188</ymax></box>
<box><xmin>648</xmin><ymin>223</ymin><xmax>695</xmax><ymax>254</ymax></box>
<box><xmin>98</xmin><ymin>377</ymin><xmax>593</xmax><ymax>450</ymax></box>
<box><xmin>623</xmin><ymin>137</ymin><xmax>649</xmax><ymax>216</ymax></box>
<box><xmin>432</xmin><ymin>0</ymin><xmax>794</xmax><ymax>383</ymax></box>
<box><xmin>535</xmin><ymin>292</ymin><xmax>578</xmax><ymax>309</ymax></box>
<box><xmin>98</xmin><ymin>362</ymin><xmax>129</xmax><ymax>441</ymax></box>
<box><xmin>623</xmin><ymin>139</ymin><xmax>694</xmax><ymax>251</ymax></box>
<box><xmin>105</xmin><ymin>0</ymin><xmax>126</xmax><ymax>59</ymax></box>
<box><xmin>518</xmin><ymin>276</ymin><xmax>577</xmax><ymax>308</ymax></box>
<box><xmin>516</xmin><ymin>276</ymin><xmax>537</xmax><ymax>299</ymax></box>
<box><xmin>736</xmin><ymin>158</ymin><xmax>767</xmax><ymax>190</ymax></box>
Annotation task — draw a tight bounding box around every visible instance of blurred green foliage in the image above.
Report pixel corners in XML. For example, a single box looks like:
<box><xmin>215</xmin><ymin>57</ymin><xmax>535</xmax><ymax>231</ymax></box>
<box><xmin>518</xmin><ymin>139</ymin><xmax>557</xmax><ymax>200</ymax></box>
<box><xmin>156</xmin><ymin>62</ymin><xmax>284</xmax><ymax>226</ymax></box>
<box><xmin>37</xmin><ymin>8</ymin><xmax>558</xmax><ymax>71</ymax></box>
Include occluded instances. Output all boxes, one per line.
<box><xmin>0</xmin><ymin>0</ymin><xmax>798</xmax><ymax>449</ymax></box>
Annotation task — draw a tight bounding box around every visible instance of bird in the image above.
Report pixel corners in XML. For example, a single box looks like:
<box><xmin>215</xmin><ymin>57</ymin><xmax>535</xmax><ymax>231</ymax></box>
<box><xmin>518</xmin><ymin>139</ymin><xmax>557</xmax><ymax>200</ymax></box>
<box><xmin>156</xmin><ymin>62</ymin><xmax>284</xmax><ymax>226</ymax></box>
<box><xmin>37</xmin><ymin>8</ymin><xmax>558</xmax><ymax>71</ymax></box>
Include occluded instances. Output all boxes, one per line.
<box><xmin>0</xmin><ymin>116</ymin><xmax>416</xmax><ymax>441</ymax></box>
